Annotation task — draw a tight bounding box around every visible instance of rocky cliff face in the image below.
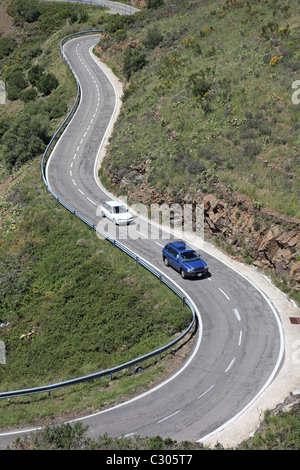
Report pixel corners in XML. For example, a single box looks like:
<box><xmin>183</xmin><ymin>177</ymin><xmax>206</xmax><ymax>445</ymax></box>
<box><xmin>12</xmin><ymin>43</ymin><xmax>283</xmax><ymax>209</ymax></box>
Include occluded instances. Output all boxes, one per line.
<box><xmin>106</xmin><ymin>165</ymin><xmax>300</xmax><ymax>294</ymax></box>
<box><xmin>202</xmin><ymin>191</ymin><xmax>300</xmax><ymax>293</ymax></box>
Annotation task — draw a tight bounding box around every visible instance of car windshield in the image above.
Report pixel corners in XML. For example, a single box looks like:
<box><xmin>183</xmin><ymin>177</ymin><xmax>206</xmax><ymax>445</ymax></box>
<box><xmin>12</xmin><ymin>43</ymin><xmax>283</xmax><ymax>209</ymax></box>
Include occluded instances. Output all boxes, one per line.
<box><xmin>113</xmin><ymin>205</ymin><xmax>127</xmax><ymax>214</ymax></box>
<box><xmin>181</xmin><ymin>250</ymin><xmax>200</xmax><ymax>262</ymax></box>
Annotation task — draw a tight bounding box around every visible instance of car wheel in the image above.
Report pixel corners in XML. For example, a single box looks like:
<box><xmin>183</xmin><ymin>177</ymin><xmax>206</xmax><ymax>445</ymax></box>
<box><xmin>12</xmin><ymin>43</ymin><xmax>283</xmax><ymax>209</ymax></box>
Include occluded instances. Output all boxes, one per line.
<box><xmin>180</xmin><ymin>269</ymin><xmax>186</xmax><ymax>279</ymax></box>
<box><xmin>164</xmin><ymin>257</ymin><xmax>169</xmax><ymax>267</ymax></box>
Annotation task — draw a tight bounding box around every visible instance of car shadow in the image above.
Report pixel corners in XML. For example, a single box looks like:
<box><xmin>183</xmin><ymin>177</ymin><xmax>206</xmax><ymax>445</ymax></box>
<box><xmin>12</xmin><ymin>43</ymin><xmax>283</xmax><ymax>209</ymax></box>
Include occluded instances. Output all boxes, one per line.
<box><xmin>188</xmin><ymin>271</ymin><xmax>212</xmax><ymax>281</ymax></box>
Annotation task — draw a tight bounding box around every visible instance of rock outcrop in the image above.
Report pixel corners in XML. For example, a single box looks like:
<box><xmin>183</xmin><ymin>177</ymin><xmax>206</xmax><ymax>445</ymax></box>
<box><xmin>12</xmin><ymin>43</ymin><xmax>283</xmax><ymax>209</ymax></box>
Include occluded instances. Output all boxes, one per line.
<box><xmin>202</xmin><ymin>192</ymin><xmax>299</xmax><ymax>291</ymax></box>
<box><xmin>105</xmin><ymin>164</ymin><xmax>299</xmax><ymax>293</ymax></box>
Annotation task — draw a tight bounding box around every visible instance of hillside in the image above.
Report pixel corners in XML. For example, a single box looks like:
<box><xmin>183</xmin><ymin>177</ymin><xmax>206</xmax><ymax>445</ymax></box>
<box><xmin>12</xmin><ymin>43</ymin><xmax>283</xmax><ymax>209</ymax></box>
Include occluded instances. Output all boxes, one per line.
<box><xmin>96</xmin><ymin>0</ymin><xmax>300</xmax><ymax>302</ymax></box>
<box><xmin>0</xmin><ymin>0</ymin><xmax>299</xmax><ymax>448</ymax></box>
<box><xmin>0</xmin><ymin>0</ymin><xmax>192</xmax><ymax>429</ymax></box>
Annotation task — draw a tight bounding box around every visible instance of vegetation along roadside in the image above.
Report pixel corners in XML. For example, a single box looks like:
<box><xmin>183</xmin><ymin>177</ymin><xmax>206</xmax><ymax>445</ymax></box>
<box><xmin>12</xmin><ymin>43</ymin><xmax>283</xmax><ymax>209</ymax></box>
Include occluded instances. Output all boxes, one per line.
<box><xmin>0</xmin><ymin>0</ymin><xmax>193</xmax><ymax>429</ymax></box>
<box><xmin>0</xmin><ymin>0</ymin><xmax>299</xmax><ymax>450</ymax></box>
<box><xmin>95</xmin><ymin>0</ymin><xmax>300</xmax><ymax>304</ymax></box>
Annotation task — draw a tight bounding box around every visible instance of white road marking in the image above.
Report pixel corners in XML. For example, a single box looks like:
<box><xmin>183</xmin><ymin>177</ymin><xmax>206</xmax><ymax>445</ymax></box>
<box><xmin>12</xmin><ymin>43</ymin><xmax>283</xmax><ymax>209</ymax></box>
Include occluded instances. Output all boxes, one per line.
<box><xmin>197</xmin><ymin>384</ymin><xmax>215</xmax><ymax>400</ymax></box>
<box><xmin>135</xmin><ymin>230</ymin><xmax>148</xmax><ymax>238</ymax></box>
<box><xmin>239</xmin><ymin>330</ymin><xmax>243</xmax><ymax>346</ymax></box>
<box><xmin>87</xmin><ymin>197</ymin><xmax>97</xmax><ymax>206</ymax></box>
<box><xmin>225</xmin><ymin>357</ymin><xmax>236</xmax><ymax>373</ymax></box>
<box><xmin>158</xmin><ymin>409</ymin><xmax>181</xmax><ymax>423</ymax></box>
<box><xmin>218</xmin><ymin>288</ymin><xmax>230</xmax><ymax>301</ymax></box>
<box><xmin>233</xmin><ymin>308</ymin><xmax>241</xmax><ymax>322</ymax></box>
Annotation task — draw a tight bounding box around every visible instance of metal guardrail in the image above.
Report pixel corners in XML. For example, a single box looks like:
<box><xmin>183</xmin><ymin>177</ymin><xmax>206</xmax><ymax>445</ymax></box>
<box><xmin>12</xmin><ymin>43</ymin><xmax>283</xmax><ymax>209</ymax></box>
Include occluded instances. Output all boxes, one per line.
<box><xmin>0</xmin><ymin>30</ymin><xmax>196</xmax><ymax>399</ymax></box>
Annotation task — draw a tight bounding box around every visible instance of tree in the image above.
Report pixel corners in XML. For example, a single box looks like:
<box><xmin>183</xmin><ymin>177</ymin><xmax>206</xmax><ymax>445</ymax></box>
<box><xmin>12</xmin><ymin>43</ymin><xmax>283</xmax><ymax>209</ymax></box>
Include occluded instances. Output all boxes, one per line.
<box><xmin>0</xmin><ymin>37</ymin><xmax>15</xmax><ymax>59</ymax></box>
<box><xmin>5</xmin><ymin>69</ymin><xmax>28</xmax><ymax>101</ymax></box>
<box><xmin>20</xmin><ymin>88</ymin><xmax>38</xmax><ymax>103</ymax></box>
<box><xmin>28</xmin><ymin>64</ymin><xmax>44</xmax><ymax>86</ymax></box>
<box><xmin>37</xmin><ymin>73</ymin><xmax>59</xmax><ymax>96</ymax></box>
<box><xmin>6</xmin><ymin>70</ymin><xmax>27</xmax><ymax>91</ymax></box>
<box><xmin>146</xmin><ymin>0</ymin><xmax>164</xmax><ymax>9</ymax></box>
<box><xmin>10</xmin><ymin>0</ymin><xmax>41</xmax><ymax>23</ymax></box>
<box><xmin>0</xmin><ymin>106</ymin><xmax>50</xmax><ymax>169</ymax></box>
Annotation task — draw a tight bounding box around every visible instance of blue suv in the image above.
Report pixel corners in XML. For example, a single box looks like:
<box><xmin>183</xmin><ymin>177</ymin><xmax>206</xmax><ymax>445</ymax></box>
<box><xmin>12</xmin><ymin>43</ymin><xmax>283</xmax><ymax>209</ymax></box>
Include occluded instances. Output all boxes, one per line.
<box><xmin>162</xmin><ymin>241</ymin><xmax>208</xmax><ymax>279</ymax></box>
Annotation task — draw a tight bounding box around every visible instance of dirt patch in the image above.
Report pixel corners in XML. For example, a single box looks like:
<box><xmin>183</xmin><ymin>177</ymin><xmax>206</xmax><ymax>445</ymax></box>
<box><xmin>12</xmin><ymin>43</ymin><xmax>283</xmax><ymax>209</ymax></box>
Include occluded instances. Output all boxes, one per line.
<box><xmin>0</xmin><ymin>1</ymin><xmax>15</xmax><ymax>37</ymax></box>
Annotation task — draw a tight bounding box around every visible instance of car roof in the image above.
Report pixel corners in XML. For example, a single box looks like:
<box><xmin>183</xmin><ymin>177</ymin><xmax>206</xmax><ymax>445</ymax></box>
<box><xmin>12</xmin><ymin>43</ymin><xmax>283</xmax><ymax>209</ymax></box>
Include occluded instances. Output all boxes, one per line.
<box><xmin>104</xmin><ymin>200</ymin><xmax>124</xmax><ymax>207</ymax></box>
<box><xmin>169</xmin><ymin>241</ymin><xmax>187</xmax><ymax>250</ymax></box>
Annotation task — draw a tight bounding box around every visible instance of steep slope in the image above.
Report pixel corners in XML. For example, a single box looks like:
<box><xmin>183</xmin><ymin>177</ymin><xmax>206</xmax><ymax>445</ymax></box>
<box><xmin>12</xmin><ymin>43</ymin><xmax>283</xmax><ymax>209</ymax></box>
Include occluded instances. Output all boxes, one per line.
<box><xmin>97</xmin><ymin>0</ymin><xmax>300</xmax><ymax>301</ymax></box>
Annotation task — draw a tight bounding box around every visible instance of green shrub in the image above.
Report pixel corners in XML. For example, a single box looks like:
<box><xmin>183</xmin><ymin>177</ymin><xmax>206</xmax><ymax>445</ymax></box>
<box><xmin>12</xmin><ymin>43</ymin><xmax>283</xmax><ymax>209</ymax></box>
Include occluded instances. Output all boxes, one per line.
<box><xmin>0</xmin><ymin>104</ymin><xmax>50</xmax><ymax>168</ymax></box>
<box><xmin>144</xmin><ymin>25</ymin><xmax>163</xmax><ymax>49</ymax></box>
<box><xmin>0</xmin><ymin>37</ymin><xmax>15</xmax><ymax>59</ymax></box>
<box><xmin>37</xmin><ymin>72</ymin><xmax>59</xmax><ymax>96</ymax></box>
<box><xmin>6</xmin><ymin>69</ymin><xmax>27</xmax><ymax>93</ymax></box>
<box><xmin>9</xmin><ymin>0</ymin><xmax>41</xmax><ymax>23</ymax></box>
<box><xmin>123</xmin><ymin>46</ymin><xmax>148</xmax><ymax>80</ymax></box>
<box><xmin>147</xmin><ymin>0</ymin><xmax>164</xmax><ymax>9</ymax></box>
<box><xmin>19</xmin><ymin>88</ymin><xmax>38</xmax><ymax>103</ymax></box>
<box><xmin>28</xmin><ymin>64</ymin><xmax>45</xmax><ymax>86</ymax></box>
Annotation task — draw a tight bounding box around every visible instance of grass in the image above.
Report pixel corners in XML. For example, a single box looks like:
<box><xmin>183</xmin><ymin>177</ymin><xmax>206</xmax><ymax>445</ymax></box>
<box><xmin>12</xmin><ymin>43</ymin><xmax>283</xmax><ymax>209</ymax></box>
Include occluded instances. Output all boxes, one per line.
<box><xmin>0</xmin><ymin>0</ymin><xmax>298</xmax><ymax>447</ymax></box>
<box><xmin>0</xmin><ymin>157</ymin><xmax>192</xmax><ymax>427</ymax></box>
<box><xmin>0</xmin><ymin>155</ymin><xmax>194</xmax><ymax>424</ymax></box>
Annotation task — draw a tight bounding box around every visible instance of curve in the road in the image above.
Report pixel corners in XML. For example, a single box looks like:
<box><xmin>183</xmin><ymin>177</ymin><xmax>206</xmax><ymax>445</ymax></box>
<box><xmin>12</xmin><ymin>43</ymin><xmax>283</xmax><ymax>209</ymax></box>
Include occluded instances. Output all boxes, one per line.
<box><xmin>0</xmin><ymin>33</ymin><xmax>284</xmax><ymax>447</ymax></box>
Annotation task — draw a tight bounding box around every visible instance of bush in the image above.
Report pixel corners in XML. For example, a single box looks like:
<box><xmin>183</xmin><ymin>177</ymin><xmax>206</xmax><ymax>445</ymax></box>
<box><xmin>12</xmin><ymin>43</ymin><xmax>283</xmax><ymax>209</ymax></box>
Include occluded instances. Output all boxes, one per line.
<box><xmin>0</xmin><ymin>37</ymin><xmax>15</xmax><ymax>59</ymax></box>
<box><xmin>144</xmin><ymin>25</ymin><xmax>163</xmax><ymax>49</ymax></box>
<box><xmin>0</xmin><ymin>104</ymin><xmax>50</xmax><ymax>168</ymax></box>
<box><xmin>7</xmin><ymin>86</ymin><xmax>20</xmax><ymax>101</ymax></box>
<box><xmin>19</xmin><ymin>88</ymin><xmax>38</xmax><ymax>102</ymax></box>
<box><xmin>28</xmin><ymin>64</ymin><xmax>45</xmax><ymax>86</ymax></box>
<box><xmin>10</xmin><ymin>423</ymin><xmax>89</xmax><ymax>450</ymax></box>
<box><xmin>123</xmin><ymin>46</ymin><xmax>148</xmax><ymax>80</ymax></box>
<box><xmin>37</xmin><ymin>72</ymin><xmax>59</xmax><ymax>95</ymax></box>
<box><xmin>9</xmin><ymin>0</ymin><xmax>41</xmax><ymax>23</ymax></box>
<box><xmin>103</xmin><ymin>13</ymin><xmax>136</xmax><ymax>34</ymax></box>
<box><xmin>6</xmin><ymin>69</ymin><xmax>27</xmax><ymax>92</ymax></box>
<box><xmin>147</xmin><ymin>0</ymin><xmax>164</xmax><ymax>9</ymax></box>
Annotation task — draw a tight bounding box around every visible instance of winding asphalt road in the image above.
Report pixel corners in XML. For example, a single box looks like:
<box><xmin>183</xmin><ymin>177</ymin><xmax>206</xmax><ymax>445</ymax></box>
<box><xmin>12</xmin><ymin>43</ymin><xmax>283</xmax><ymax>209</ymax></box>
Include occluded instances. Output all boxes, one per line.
<box><xmin>0</xmin><ymin>34</ymin><xmax>284</xmax><ymax>447</ymax></box>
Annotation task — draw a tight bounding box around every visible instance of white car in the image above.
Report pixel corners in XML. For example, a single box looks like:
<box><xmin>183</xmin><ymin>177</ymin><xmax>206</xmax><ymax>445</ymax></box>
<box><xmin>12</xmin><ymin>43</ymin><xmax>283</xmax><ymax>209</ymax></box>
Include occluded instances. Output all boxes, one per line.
<box><xmin>100</xmin><ymin>200</ymin><xmax>134</xmax><ymax>225</ymax></box>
